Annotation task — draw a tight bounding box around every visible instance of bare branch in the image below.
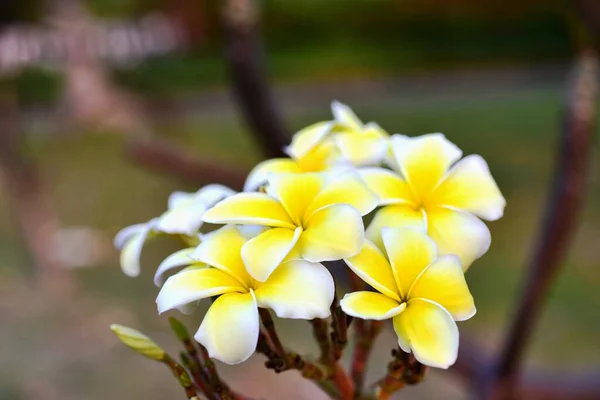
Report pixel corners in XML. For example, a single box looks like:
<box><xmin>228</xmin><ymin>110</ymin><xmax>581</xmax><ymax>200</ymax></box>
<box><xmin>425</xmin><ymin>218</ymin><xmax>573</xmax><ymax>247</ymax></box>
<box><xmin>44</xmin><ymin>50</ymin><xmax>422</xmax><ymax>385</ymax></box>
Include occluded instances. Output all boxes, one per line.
<box><xmin>125</xmin><ymin>138</ymin><xmax>248</xmax><ymax>190</ymax></box>
<box><xmin>222</xmin><ymin>0</ymin><xmax>289</xmax><ymax>158</ymax></box>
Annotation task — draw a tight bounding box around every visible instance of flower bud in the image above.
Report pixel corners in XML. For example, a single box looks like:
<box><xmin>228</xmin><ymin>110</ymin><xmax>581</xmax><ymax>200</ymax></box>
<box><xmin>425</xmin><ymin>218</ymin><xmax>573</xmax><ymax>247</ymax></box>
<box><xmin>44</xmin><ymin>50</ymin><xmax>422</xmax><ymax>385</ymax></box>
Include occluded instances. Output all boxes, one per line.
<box><xmin>110</xmin><ymin>324</ymin><xmax>166</xmax><ymax>361</ymax></box>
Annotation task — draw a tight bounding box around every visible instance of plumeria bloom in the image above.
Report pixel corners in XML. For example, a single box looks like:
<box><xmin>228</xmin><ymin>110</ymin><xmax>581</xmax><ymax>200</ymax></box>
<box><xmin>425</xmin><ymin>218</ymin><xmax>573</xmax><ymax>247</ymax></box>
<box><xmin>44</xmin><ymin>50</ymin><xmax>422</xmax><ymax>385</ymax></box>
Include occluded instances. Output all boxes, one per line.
<box><xmin>203</xmin><ymin>171</ymin><xmax>379</xmax><ymax>281</ymax></box>
<box><xmin>244</xmin><ymin>135</ymin><xmax>347</xmax><ymax>191</ymax></box>
<box><xmin>286</xmin><ymin>101</ymin><xmax>389</xmax><ymax>168</ymax></box>
<box><xmin>341</xmin><ymin>227</ymin><xmax>475</xmax><ymax>369</ymax></box>
<box><xmin>156</xmin><ymin>225</ymin><xmax>335</xmax><ymax>364</ymax></box>
<box><xmin>361</xmin><ymin>133</ymin><xmax>505</xmax><ymax>269</ymax></box>
<box><xmin>115</xmin><ymin>185</ymin><xmax>235</xmax><ymax>277</ymax></box>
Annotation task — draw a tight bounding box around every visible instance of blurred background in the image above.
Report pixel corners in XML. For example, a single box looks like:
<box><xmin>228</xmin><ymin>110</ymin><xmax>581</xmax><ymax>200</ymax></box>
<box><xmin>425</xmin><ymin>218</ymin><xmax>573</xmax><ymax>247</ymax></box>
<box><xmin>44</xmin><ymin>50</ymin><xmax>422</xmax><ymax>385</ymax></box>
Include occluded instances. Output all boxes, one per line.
<box><xmin>1</xmin><ymin>0</ymin><xmax>599</xmax><ymax>399</ymax></box>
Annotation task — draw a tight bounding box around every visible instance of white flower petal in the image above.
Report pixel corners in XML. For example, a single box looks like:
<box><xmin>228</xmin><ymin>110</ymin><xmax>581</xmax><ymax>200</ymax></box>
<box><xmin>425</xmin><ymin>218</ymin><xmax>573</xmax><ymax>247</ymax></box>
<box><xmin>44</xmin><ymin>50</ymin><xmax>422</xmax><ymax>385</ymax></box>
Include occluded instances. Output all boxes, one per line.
<box><xmin>156</xmin><ymin>203</ymin><xmax>207</xmax><ymax>236</ymax></box>
<box><xmin>254</xmin><ymin>260</ymin><xmax>334</xmax><ymax>319</ymax></box>
<box><xmin>331</xmin><ymin>101</ymin><xmax>362</xmax><ymax>130</ymax></box>
<box><xmin>285</xmin><ymin>121</ymin><xmax>334</xmax><ymax>159</ymax></box>
<box><xmin>153</xmin><ymin>247</ymin><xmax>200</xmax><ymax>287</ymax></box>
<box><xmin>244</xmin><ymin>159</ymin><xmax>301</xmax><ymax>192</ymax></box>
<box><xmin>114</xmin><ymin>223</ymin><xmax>148</xmax><ymax>249</ymax></box>
<box><xmin>195</xmin><ymin>291</ymin><xmax>259</xmax><ymax>365</ymax></box>
<box><xmin>156</xmin><ymin>268</ymin><xmax>244</xmax><ymax>314</ymax></box>
<box><xmin>119</xmin><ymin>223</ymin><xmax>155</xmax><ymax>277</ymax></box>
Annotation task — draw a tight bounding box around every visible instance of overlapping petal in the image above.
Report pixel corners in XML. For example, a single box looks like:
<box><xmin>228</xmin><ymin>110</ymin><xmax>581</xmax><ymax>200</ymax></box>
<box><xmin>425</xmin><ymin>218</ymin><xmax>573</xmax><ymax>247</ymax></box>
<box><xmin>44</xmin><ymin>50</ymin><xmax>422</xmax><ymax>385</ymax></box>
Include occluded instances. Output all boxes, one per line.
<box><xmin>340</xmin><ymin>291</ymin><xmax>406</xmax><ymax>320</ymax></box>
<box><xmin>244</xmin><ymin>158</ymin><xmax>301</xmax><ymax>192</ymax></box>
<box><xmin>304</xmin><ymin>171</ymin><xmax>378</xmax><ymax>218</ymax></box>
<box><xmin>391</xmin><ymin>133</ymin><xmax>462</xmax><ymax>200</ymax></box>
<box><xmin>428</xmin><ymin>155</ymin><xmax>505</xmax><ymax>221</ymax></box>
<box><xmin>335</xmin><ymin>131</ymin><xmax>388</xmax><ymax>167</ymax></box>
<box><xmin>156</xmin><ymin>203</ymin><xmax>207</xmax><ymax>236</ymax></box>
<box><xmin>392</xmin><ymin>298</ymin><xmax>459</xmax><ymax>369</ymax></box>
<box><xmin>297</xmin><ymin>204</ymin><xmax>364</xmax><ymax>262</ymax></box>
<box><xmin>268</xmin><ymin>173</ymin><xmax>325</xmax><ymax>224</ymax></box>
<box><xmin>195</xmin><ymin>291</ymin><xmax>259</xmax><ymax>365</ymax></box>
<box><xmin>254</xmin><ymin>260</ymin><xmax>334</xmax><ymax>319</ymax></box>
<box><xmin>331</xmin><ymin>101</ymin><xmax>362</xmax><ymax>131</ymax></box>
<box><xmin>365</xmin><ymin>205</ymin><xmax>426</xmax><ymax>251</ymax></box>
<box><xmin>409</xmin><ymin>255</ymin><xmax>475</xmax><ymax>321</ymax></box>
<box><xmin>202</xmin><ymin>193</ymin><xmax>295</xmax><ymax>229</ymax></box>
<box><xmin>295</xmin><ymin>139</ymin><xmax>343</xmax><ymax>172</ymax></box>
<box><xmin>382</xmin><ymin>228</ymin><xmax>437</xmax><ymax>298</ymax></box>
<box><xmin>191</xmin><ymin>225</ymin><xmax>252</xmax><ymax>287</ymax></box>
<box><xmin>118</xmin><ymin>222</ymin><xmax>156</xmax><ymax>277</ymax></box>
<box><xmin>242</xmin><ymin>227</ymin><xmax>302</xmax><ymax>282</ymax></box>
<box><xmin>154</xmin><ymin>247</ymin><xmax>200</xmax><ymax>287</ymax></box>
<box><xmin>359</xmin><ymin>168</ymin><xmax>415</xmax><ymax>206</ymax></box>
<box><xmin>156</xmin><ymin>268</ymin><xmax>244</xmax><ymax>313</ymax></box>
<box><xmin>343</xmin><ymin>240</ymin><xmax>400</xmax><ymax>301</ymax></box>
<box><xmin>426</xmin><ymin>207</ymin><xmax>491</xmax><ymax>270</ymax></box>
<box><xmin>114</xmin><ymin>223</ymin><xmax>147</xmax><ymax>249</ymax></box>
<box><xmin>285</xmin><ymin>121</ymin><xmax>334</xmax><ymax>159</ymax></box>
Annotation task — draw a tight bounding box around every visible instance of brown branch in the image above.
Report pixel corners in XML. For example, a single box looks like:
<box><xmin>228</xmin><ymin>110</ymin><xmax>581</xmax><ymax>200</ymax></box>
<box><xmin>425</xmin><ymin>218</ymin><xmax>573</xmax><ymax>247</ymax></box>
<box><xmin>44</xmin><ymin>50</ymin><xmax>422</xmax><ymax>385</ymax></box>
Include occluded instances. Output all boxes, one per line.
<box><xmin>375</xmin><ymin>349</ymin><xmax>427</xmax><ymax>400</ymax></box>
<box><xmin>222</xmin><ymin>0</ymin><xmax>289</xmax><ymax>158</ymax></box>
<box><xmin>125</xmin><ymin>137</ymin><xmax>248</xmax><ymax>190</ymax></box>
<box><xmin>311</xmin><ymin>318</ymin><xmax>332</xmax><ymax>364</ymax></box>
<box><xmin>486</xmin><ymin>49</ymin><xmax>598</xmax><ymax>397</ymax></box>
<box><xmin>164</xmin><ymin>355</ymin><xmax>201</xmax><ymax>399</ymax></box>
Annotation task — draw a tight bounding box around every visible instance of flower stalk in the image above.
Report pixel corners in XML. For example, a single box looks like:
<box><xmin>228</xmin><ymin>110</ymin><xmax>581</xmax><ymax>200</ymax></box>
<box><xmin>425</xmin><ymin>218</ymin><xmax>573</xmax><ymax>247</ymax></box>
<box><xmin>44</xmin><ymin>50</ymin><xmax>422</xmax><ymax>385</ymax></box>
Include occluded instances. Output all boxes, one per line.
<box><xmin>376</xmin><ymin>349</ymin><xmax>427</xmax><ymax>400</ymax></box>
<box><xmin>352</xmin><ymin>320</ymin><xmax>383</xmax><ymax>396</ymax></box>
<box><xmin>310</xmin><ymin>318</ymin><xmax>332</xmax><ymax>364</ymax></box>
<box><xmin>169</xmin><ymin>317</ymin><xmax>226</xmax><ymax>400</ymax></box>
<box><xmin>330</xmin><ymin>294</ymin><xmax>349</xmax><ymax>362</ymax></box>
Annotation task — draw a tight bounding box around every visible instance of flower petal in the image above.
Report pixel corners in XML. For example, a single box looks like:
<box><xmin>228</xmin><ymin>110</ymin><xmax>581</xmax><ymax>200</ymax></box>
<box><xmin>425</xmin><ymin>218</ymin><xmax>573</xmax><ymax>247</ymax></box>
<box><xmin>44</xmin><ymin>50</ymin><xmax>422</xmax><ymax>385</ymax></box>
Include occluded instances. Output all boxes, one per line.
<box><xmin>156</xmin><ymin>268</ymin><xmax>244</xmax><ymax>313</ymax></box>
<box><xmin>194</xmin><ymin>184</ymin><xmax>237</xmax><ymax>204</ymax></box>
<box><xmin>331</xmin><ymin>101</ymin><xmax>362</xmax><ymax>130</ymax></box>
<box><xmin>340</xmin><ymin>291</ymin><xmax>405</xmax><ymax>320</ymax></box>
<box><xmin>297</xmin><ymin>204</ymin><xmax>364</xmax><ymax>262</ymax></box>
<box><xmin>156</xmin><ymin>203</ymin><xmax>207</xmax><ymax>236</ymax></box>
<box><xmin>382</xmin><ymin>227</ymin><xmax>437</xmax><ymax>299</ymax></box>
<box><xmin>114</xmin><ymin>223</ymin><xmax>147</xmax><ymax>249</ymax></box>
<box><xmin>244</xmin><ymin>159</ymin><xmax>301</xmax><ymax>192</ymax></box>
<box><xmin>118</xmin><ymin>223</ymin><xmax>155</xmax><ymax>277</ymax></box>
<box><xmin>268</xmin><ymin>173</ymin><xmax>325</xmax><ymax>225</ymax></box>
<box><xmin>168</xmin><ymin>191</ymin><xmax>195</xmax><ymax>210</ymax></box>
<box><xmin>391</xmin><ymin>133</ymin><xmax>462</xmax><ymax>200</ymax></box>
<box><xmin>429</xmin><ymin>155</ymin><xmax>505</xmax><ymax>221</ymax></box>
<box><xmin>285</xmin><ymin>121</ymin><xmax>334</xmax><ymax>159</ymax></box>
<box><xmin>254</xmin><ymin>260</ymin><xmax>334</xmax><ymax>319</ymax></box>
<box><xmin>335</xmin><ymin>131</ymin><xmax>388</xmax><ymax>167</ymax></box>
<box><xmin>408</xmin><ymin>255</ymin><xmax>475</xmax><ymax>321</ymax></box>
<box><xmin>426</xmin><ymin>207</ymin><xmax>491</xmax><ymax>270</ymax></box>
<box><xmin>295</xmin><ymin>139</ymin><xmax>343</xmax><ymax>172</ymax></box>
<box><xmin>392</xmin><ymin>298</ymin><xmax>459</xmax><ymax>369</ymax></box>
<box><xmin>365</xmin><ymin>205</ymin><xmax>427</xmax><ymax>251</ymax></box>
<box><xmin>202</xmin><ymin>193</ymin><xmax>295</xmax><ymax>229</ymax></box>
<box><xmin>359</xmin><ymin>168</ymin><xmax>415</xmax><ymax>206</ymax></box>
<box><xmin>195</xmin><ymin>291</ymin><xmax>259</xmax><ymax>365</ymax></box>
<box><xmin>154</xmin><ymin>247</ymin><xmax>200</xmax><ymax>287</ymax></box>
<box><xmin>343</xmin><ymin>240</ymin><xmax>400</xmax><ymax>301</ymax></box>
<box><xmin>242</xmin><ymin>227</ymin><xmax>302</xmax><ymax>282</ymax></box>
<box><xmin>191</xmin><ymin>225</ymin><xmax>252</xmax><ymax>287</ymax></box>
<box><xmin>304</xmin><ymin>170</ymin><xmax>379</xmax><ymax>218</ymax></box>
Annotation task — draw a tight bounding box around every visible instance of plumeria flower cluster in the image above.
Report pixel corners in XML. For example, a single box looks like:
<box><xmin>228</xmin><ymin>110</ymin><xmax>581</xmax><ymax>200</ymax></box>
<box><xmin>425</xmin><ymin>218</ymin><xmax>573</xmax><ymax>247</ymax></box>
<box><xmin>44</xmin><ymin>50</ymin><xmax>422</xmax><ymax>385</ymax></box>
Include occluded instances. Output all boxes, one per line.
<box><xmin>114</xmin><ymin>102</ymin><xmax>505</xmax><ymax>386</ymax></box>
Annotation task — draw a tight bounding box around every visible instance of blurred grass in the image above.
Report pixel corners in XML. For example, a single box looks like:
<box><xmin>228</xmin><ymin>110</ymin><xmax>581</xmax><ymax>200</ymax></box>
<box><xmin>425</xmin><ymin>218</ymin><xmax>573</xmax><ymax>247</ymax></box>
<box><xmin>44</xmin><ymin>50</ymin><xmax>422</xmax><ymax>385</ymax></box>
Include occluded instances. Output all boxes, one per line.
<box><xmin>2</xmin><ymin>82</ymin><xmax>600</xmax><ymax>399</ymax></box>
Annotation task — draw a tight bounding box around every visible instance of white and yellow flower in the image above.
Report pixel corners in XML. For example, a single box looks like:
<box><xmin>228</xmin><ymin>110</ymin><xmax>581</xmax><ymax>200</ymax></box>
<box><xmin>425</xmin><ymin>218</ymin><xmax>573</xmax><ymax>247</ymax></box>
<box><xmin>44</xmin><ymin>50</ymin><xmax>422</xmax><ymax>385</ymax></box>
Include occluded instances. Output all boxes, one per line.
<box><xmin>115</xmin><ymin>184</ymin><xmax>235</xmax><ymax>277</ymax></box>
<box><xmin>340</xmin><ymin>227</ymin><xmax>475</xmax><ymax>369</ymax></box>
<box><xmin>361</xmin><ymin>133</ymin><xmax>505</xmax><ymax>269</ymax></box>
<box><xmin>203</xmin><ymin>171</ymin><xmax>378</xmax><ymax>281</ymax></box>
<box><xmin>285</xmin><ymin>101</ymin><xmax>389</xmax><ymax>168</ymax></box>
<box><xmin>156</xmin><ymin>225</ymin><xmax>335</xmax><ymax>365</ymax></box>
<box><xmin>244</xmin><ymin>137</ymin><xmax>347</xmax><ymax>192</ymax></box>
